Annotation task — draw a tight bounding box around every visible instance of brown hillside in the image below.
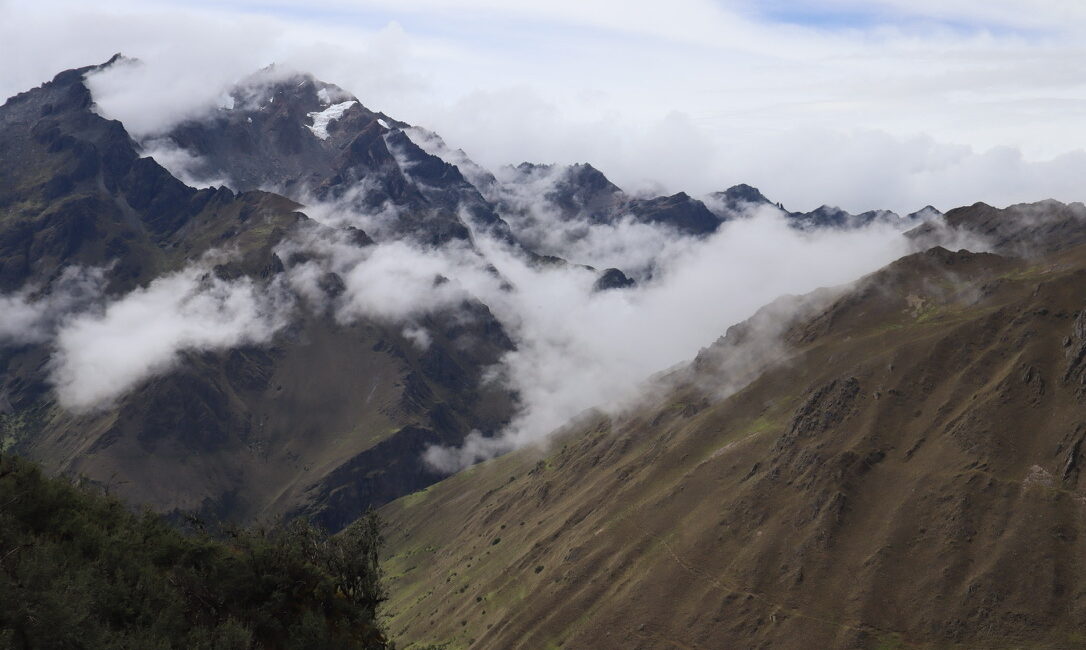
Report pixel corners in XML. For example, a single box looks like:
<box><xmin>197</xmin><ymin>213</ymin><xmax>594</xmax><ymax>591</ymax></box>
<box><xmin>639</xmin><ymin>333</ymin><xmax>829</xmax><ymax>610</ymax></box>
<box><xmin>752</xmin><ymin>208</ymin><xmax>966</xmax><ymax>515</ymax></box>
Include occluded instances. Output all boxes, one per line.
<box><xmin>380</xmin><ymin>233</ymin><xmax>1086</xmax><ymax>649</ymax></box>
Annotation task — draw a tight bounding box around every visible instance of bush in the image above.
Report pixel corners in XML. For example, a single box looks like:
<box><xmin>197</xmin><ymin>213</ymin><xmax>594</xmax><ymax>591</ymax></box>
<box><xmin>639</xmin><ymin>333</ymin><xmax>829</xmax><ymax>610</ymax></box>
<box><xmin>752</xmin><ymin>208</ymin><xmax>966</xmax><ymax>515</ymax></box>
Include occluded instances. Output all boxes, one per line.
<box><xmin>0</xmin><ymin>453</ymin><xmax>389</xmax><ymax>649</ymax></box>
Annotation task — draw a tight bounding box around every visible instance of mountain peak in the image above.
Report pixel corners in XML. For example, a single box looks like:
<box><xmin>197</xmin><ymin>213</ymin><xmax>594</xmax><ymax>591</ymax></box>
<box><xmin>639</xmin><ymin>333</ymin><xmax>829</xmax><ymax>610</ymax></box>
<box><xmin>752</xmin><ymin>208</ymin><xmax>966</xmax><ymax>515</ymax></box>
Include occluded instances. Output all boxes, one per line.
<box><xmin>906</xmin><ymin>205</ymin><xmax>942</xmax><ymax>221</ymax></box>
<box><xmin>722</xmin><ymin>183</ymin><xmax>770</xmax><ymax>204</ymax></box>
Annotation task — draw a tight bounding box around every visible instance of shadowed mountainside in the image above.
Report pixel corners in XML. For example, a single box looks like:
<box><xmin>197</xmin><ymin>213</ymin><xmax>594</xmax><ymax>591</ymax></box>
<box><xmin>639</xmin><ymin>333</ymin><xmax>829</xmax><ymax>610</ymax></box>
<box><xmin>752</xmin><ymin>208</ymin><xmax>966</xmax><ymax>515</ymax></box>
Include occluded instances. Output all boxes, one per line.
<box><xmin>0</xmin><ymin>58</ymin><xmax>516</xmax><ymax>530</ymax></box>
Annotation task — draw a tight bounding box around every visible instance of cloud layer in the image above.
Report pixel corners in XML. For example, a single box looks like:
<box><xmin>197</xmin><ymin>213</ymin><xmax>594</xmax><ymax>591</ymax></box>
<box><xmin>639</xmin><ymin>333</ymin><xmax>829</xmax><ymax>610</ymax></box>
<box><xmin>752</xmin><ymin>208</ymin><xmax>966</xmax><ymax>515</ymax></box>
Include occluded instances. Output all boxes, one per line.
<box><xmin>0</xmin><ymin>267</ymin><xmax>108</xmax><ymax>345</ymax></box>
<box><xmin>50</xmin><ymin>265</ymin><xmax>291</xmax><ymax>411</ymax></box>
<box><xmin>5</xmin><ymin>1</ymin><xmax>1086</xmax><ymax>213</ymax></box>
<box><xmin>422</xmin><ymin>206</ymin><xmax>913</xmax><ymax>470</ymax></box>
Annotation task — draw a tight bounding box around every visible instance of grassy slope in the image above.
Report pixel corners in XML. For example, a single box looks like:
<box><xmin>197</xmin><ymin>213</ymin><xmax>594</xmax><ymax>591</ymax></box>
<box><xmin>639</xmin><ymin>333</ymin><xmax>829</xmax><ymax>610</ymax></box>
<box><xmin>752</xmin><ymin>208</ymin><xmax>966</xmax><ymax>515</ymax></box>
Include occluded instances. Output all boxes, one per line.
<box><xmin>380</xmin><ymin>244</ymin><xmax>1086</xmax><ymax>649</ymax></box>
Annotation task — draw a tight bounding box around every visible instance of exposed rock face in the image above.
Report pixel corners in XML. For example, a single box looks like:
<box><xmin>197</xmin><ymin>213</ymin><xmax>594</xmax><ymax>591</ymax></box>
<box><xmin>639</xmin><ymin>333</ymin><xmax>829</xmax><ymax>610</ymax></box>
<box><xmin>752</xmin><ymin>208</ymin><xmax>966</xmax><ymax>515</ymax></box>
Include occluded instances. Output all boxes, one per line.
<box><xmin>502</xmin><ymin>162</ymin><xmax>625</xmax><ymax>223</ymax></box>
<box><xmin>622</xmin><ymin>192</ymin><xmax>723</xmax><ymax>235</ymax></box>
<box><xmin>704</xmin><ymin>183</ymin><xmax>777</xmax><ymax>220</ymax></box>
<box><xmin>1064</xmin><ymin>307</ymin><xmax>1086</xmax><ymax>390</ymax></box>
<box><xmin>780</xmin><ymin>376</ymin><xmax>862</xmax><ymax>445</ymax></box>
<box><xmin>0</xmin><ymin>56</ymin><xmax>245</xmax><ymax>292</ymax></box>
<box><xmin>592</xmin><ymin>267</ymin><xmax>635</xmax><ymax>292</ymax></box>
<box><xmin>789</xmin><ymin>205</ymin><xmax>907</xmax><ymax>231</ymax></box>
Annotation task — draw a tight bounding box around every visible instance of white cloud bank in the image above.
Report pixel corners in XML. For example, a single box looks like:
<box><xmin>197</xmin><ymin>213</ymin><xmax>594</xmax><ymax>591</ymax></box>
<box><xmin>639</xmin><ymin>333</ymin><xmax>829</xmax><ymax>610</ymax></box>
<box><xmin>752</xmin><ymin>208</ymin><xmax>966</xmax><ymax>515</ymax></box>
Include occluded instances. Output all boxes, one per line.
<box><xmin>0</xmin><ymin>267</ymin><xmax>108</xmax><ymax>345</ymax></box>
<box><xmin>50</xmin><ymin>265</ymin><xmax>291</xmax><ymax>411</ymax></box>
<box><xmin>237</xmin><ymin>179</ymin><xmax>916</xmax><ymax>472</ymax></box>
<box><xmin>422</xmin><ymin>206</ymin><xmax>914</xmax><ymax>470</ymax></box>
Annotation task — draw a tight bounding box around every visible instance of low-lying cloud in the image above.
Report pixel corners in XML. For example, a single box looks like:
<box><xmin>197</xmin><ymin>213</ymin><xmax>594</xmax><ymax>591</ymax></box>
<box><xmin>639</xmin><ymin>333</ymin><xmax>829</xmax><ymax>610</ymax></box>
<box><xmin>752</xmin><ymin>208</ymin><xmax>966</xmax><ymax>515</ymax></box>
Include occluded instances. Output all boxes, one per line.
<box><xmin>422</xmin><ymin>206</ymin><xmax>914</xmax><ymax>471</ymax></box>
<box><xmin>0</xmin><ymin>266</ymin><xmax>108</xmax><ymax>345</ymax></box>
<box><xmin>50</xmin><ymin>263</ymin><xmax>291</xmax><ymax>411</ymax></box>
<box><xmin>239</xmin><ymin>177</ymin><xmax>916</xmax><ymax>475</ymax></box>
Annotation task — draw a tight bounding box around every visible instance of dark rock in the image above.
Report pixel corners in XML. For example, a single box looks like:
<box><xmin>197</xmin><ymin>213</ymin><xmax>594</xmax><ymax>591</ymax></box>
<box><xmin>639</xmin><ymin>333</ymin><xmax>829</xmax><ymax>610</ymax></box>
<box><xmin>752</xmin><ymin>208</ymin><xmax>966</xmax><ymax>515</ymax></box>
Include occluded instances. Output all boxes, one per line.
<box><xmin>593</xmin><ymin>268</ymin><xmax>635</xmax><ymax>291</ymax></box>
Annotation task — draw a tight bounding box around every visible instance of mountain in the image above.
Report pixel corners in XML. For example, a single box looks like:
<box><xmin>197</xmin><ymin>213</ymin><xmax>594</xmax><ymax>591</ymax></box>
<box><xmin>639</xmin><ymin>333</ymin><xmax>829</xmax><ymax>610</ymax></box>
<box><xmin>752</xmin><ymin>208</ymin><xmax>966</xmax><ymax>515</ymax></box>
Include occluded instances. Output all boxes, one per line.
<box><xmin>379</xmin><ymin>201</ymin><xmax>1086</xmax><ymax>649</ymax></box>
<box><xmin>704</xmin><ymin>182</ymin><xmax>778</xmax><ymax>219</ymax></box>
<box><xmin>8</xmin><ymin>55</ymin><xmax>1084</xmax><ymax>650</ymax></box>
<box><xmin>0</xmin><ymin>57</ymin><xmax>517</xmax><ymax>531</ymax></box>
<box><xmin>498</xmin><ymin>162</ymin><xmax>625</xmax><ymax>224</ymax></box>
<box><xmin>788</xmin><ymin>204</ymin><xmax>902</xmax><ymax>230</ymax></box>
<box><xmin>623</xmin><ymin>191</ymin><xmax>722</xmax><ymax>235</ymax></box>
<box><xmin>160</xmin><ymin>67</ymin><xmax>516</xmax><ymax>248</ymax></box>
<box><xmin>0</xmin><ymin>54</ymin><xmax>283</xmax><ymax>295</ymax></box>
<box><xmin>908</xmin><ymin>199</ymin><xmax>1086</xmax><ymax>257</ymax></box>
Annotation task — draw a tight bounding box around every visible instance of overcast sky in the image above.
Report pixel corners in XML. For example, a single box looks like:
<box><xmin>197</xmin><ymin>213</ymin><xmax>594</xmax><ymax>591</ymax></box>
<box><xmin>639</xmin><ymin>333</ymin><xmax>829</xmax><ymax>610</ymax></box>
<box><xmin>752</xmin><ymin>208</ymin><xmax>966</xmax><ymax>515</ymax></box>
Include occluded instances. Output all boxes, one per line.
<box><xmin>5</xmin><ymin>0</ymin><xmax>1086</xmax><ymax>213</ymax></box>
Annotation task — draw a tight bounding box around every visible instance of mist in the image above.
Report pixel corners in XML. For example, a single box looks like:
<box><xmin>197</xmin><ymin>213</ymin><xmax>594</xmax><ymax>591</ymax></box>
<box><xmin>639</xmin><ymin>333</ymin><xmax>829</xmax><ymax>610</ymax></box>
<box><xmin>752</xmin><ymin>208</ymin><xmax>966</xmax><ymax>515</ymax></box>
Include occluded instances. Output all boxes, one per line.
<box><xmin>170</xmin><ymin>168</ymin><xmax>914</xmax><ymax>473</ymax></box>
<box><xmin>50</xmin><ymin>263</ymin><xmax>292</xmax><ymax>411</ymax></box>
<box><xmin>0</xmin><ymin>1</ymin><xmax>1050</xmax><ymax>474</ymax></box>
<box><xmin>420</xmin><ymin>206</ymin><xmax>913</xmax><ymax>471</ymax></box>
<box><xmin>0</xmin><ymin>267</ymin><xmax>107</xmax><ymax>345</ymax></box>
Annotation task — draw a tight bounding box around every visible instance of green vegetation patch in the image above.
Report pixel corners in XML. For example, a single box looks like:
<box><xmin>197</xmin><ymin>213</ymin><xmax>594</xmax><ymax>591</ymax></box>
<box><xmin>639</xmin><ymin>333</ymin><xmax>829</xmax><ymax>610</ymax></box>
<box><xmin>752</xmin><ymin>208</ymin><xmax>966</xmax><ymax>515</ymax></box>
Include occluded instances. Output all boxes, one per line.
<box><xmin>0</xmin><ymin>454</ymin><xmax>389</xmax><ymax>649</ymax></box>
<box><xmin>0</xmin><ymin>413</ymin><xmax>32</xmax><ymax>453</ymax></box>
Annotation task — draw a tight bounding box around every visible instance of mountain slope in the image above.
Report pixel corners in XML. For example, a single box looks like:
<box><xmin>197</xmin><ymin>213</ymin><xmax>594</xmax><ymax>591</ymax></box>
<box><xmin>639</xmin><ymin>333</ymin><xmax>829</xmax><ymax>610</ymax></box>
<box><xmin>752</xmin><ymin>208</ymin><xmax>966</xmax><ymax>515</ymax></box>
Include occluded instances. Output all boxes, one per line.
<box><xmin>0</xmin><ymin>58</ymin><xmax>517</xmax><ymax>531</ymax></box>
<box><xmin>0</xmin><ymin>55</ymin><xmax>293</xmax><ymax>294</ymax></box>
<box><xmin>379</xmin><ymin>206</ymin><xmax>1086</xmax><ymax>649</ymax></box>
<box><xmin>908</xmin><ymin>199</ymin><xmax>1086</xmax><ymax>256</ymax></box>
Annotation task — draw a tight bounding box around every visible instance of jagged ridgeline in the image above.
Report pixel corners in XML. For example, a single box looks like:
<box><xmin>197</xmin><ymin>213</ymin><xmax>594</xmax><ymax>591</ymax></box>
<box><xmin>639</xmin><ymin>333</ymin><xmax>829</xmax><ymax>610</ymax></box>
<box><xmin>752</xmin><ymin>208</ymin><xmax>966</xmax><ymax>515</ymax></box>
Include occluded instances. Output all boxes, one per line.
<box><xmin>0</xmin><ymin>453</ymin><xmax>387</xmax><ymax>648</ymax></box>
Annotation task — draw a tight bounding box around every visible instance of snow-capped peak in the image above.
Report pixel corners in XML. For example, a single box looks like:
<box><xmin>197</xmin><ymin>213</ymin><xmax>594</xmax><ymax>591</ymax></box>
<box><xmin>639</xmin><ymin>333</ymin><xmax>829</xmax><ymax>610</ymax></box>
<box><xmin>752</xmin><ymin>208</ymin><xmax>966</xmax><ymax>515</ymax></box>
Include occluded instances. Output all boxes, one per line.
<box><xmin>306</xmin><ymin>100</ymin><xmax>357</xmax><ymax>140</ymax></box>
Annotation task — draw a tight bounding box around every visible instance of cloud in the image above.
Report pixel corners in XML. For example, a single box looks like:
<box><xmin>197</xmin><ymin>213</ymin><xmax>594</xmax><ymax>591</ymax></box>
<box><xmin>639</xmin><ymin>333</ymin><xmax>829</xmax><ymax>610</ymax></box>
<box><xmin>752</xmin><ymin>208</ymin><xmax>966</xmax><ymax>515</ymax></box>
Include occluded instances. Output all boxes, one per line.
<box><xmin>402</xmin><ymin>324</ymin><xmax>432</xmax><ymax>350</ymax></box>
<box><xmin>708</xmin><ymin>129</ymin><xmax>1086</xmax><ymax>216</ymax></box>
<box><xmin>0</xmin><ymin>267</ymin><xmax>108</xmax><ymax>345</ymax></box>
<box><xmin>422</xmin><ymin>206</ymin><xmax>914</xmax><ymax>471</ymax></box>
<box><xmin>751</xmin><ymin>0</ymin><xmax>1086</xmax><ymax>32</ymax></box>
<box><xmin>333</xmin><ymin>241</ymin><xmax>491</xmax><ymax>323</ymax></box>
<box><xmin>276</xmin><ymin>217</ymin><xmax>505</xmax><ymax>324</ymax></box>
<box><xmin>50</xmin><ymin>263</ymin><xmax>292</xmax><ymax>411</ymax></box>
<box><xmin>139</xmin><ymin>138</ymin><xmax>231</xmax><ymax>188</ymax></box>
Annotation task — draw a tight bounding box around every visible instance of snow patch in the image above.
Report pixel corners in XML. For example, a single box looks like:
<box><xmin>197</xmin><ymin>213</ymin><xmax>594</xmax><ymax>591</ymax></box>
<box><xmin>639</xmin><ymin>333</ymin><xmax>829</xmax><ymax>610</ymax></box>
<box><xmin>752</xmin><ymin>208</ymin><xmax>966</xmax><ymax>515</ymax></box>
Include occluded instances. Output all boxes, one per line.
<box><xmin>317</xmin><ymin>88</ymin><xmax>331</xmax><ymax>105</ymax></box>
<box><xmin>306</xmin><ymin>100</ymin><xmax>357</xmax><ymax>140</ymax></box>
<box><xmin>377</xmin><ymin>118</ymin><xmax>389</xmax><ymax>129</ymax></box>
